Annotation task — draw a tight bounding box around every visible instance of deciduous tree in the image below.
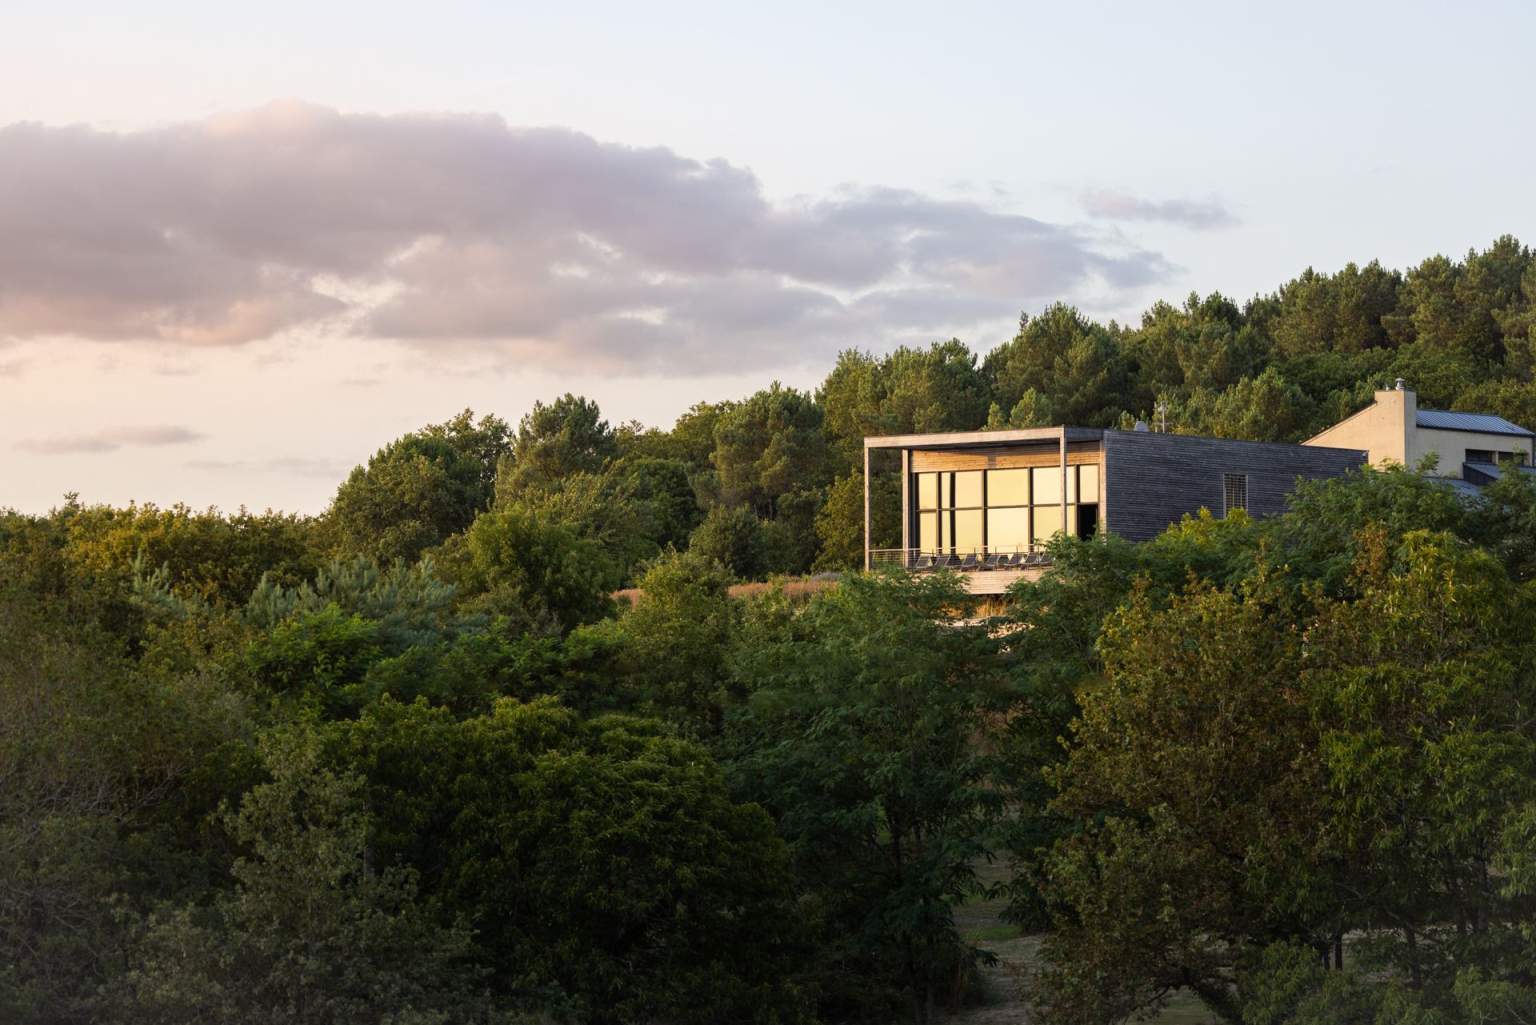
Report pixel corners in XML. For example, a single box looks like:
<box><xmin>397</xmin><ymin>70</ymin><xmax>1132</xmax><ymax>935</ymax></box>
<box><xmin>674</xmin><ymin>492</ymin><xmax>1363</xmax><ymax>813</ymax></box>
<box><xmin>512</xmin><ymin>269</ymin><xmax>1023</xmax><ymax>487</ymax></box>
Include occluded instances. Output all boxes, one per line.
<box><xmin>728</xmin><ymin>572</ymin><xmax>1006</xmax><ymax>1024</ymax></box>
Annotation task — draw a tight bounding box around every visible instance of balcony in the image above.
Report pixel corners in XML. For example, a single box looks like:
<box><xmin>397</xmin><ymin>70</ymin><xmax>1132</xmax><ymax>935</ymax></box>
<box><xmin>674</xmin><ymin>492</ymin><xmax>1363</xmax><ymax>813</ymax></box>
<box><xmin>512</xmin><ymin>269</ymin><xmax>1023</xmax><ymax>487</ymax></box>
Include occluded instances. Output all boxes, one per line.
<box><xmin>867</xmin><ymin>544</ymin><xmax>1052</xmax><ymax>593</ymax></box>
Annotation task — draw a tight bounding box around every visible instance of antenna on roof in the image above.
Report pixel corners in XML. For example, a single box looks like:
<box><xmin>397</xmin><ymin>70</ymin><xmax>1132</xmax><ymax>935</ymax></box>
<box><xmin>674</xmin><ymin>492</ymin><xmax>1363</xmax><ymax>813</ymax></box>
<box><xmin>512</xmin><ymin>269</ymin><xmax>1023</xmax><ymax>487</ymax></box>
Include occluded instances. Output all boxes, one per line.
<box><xmin>1395</xmin><ymin>378</ymin><xmax>1407</xmax><ymax>391</ymax></box>
<box><xmin>1155</xmin><ymin>401</ymin><xmax>1168</xmax><ymax>433</ymax></box>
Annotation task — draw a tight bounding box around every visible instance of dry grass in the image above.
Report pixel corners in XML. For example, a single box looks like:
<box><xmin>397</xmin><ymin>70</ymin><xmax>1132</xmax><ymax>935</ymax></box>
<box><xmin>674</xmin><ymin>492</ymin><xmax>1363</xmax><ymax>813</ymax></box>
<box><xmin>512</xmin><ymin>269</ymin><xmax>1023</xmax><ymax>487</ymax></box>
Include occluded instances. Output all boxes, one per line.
<box><xmin>970</xmin><ymin>596</ymin><xmax>1013</xmax><ymax>618</ymax></box>
<box><xmin>620</xmin><ymin>573</ymin><xmax>1025</xmax><ymax>614</ymax></box>
<box><xmin>727</xmin><ymin>576</ymin><xmax>842</xmax><ymax>600</ymax></box>
<box><xmin>615</xmin><ymin>574</ymin><xmax>844</xmax><ymax>605</ymax></box>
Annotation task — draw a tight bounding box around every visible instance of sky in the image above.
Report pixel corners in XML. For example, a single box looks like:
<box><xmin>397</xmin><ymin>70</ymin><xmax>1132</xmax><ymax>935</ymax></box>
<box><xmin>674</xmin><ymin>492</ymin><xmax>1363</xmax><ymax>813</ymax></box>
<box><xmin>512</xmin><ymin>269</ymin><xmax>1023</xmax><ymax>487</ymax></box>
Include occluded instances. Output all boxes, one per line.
<box><xmin>2</xmin><ymin>0</ymin><xmax>1533</xmax><ymax>513</ymax></box>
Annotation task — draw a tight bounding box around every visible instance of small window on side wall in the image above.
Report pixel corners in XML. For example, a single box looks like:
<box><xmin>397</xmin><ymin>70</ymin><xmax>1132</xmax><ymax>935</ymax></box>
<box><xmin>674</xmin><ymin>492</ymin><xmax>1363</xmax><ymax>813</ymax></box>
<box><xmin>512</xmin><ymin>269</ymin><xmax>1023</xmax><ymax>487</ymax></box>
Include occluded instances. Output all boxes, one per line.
<box><xmin>1222</xmin><ymin>473</ymin><xmax>1248</xmax><ymax>517</ymax></box>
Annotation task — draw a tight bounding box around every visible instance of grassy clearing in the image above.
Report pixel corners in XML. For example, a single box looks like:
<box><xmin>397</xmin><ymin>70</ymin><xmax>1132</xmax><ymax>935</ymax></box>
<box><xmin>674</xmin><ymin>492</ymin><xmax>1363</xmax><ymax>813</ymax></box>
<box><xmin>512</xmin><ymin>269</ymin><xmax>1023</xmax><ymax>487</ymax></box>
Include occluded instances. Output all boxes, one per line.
<box><xmin>924</xmin><ymin>858</ymin><xmax>1222</xmax><ymax>1025</ymax></box>
<box><xmin>962</xmin><ymin>923</ymin><xmax>1024</xmax><ymax>944</ymax></box>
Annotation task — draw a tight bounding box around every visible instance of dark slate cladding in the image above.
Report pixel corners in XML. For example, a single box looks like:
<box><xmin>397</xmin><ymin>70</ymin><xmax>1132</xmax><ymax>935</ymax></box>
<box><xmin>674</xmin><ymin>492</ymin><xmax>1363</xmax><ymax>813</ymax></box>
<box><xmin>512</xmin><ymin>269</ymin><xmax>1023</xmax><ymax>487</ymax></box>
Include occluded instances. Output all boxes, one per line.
<box><xmin>1103</xmin><ymin>431</ymin><xmax>1366</xmax><ymax>542</ymax></box>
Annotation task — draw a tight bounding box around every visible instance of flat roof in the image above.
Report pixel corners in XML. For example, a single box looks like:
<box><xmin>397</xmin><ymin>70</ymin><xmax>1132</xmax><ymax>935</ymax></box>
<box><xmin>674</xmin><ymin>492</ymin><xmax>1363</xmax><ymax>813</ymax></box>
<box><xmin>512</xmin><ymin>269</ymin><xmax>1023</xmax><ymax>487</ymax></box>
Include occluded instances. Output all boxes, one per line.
<box><xmin>1429</xmin><ymin>476</ymin><xmax>1488</xmax><ymax>499</ymax></box>
<box><xmin>1463</xmin><ymin>460</ymin><xmax>1536</xmax><ymax>480</ymax></box>
<box><xmin>864</xmin><ymin>426</ymin><xmax>1104</xmax><ymax>450</ymax></box>
<box><xmin>863</xmin><ymin>426</ymin><xmax>1364</xmax><ymax>456</ymax></box>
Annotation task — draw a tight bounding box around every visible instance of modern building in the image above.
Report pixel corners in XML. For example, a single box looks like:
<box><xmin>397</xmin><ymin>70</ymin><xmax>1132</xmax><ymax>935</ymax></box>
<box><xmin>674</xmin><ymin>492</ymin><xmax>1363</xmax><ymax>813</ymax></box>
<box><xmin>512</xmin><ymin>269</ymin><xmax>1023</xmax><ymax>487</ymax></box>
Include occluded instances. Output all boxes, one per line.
<box><xmin>862</xmin><ymin>426</ymin><xmax>1366</xmax><ymax>593</ymax></box>
<box><xmin>1303</xmin><ymin>379</ymin><xmax>1533</xmax><ymax>483</ymax></box>
<box><xmin>863</xmin><ymin>381</ymin><xmax>1536</xmax><ymax>594</ymax></box>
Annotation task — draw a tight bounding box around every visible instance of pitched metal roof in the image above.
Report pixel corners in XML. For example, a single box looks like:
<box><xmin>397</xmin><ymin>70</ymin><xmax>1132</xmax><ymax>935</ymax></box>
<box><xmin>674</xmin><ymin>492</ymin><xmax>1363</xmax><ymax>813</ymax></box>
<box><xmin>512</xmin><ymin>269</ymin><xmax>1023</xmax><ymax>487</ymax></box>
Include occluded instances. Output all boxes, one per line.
<box><xmin>1416</xmin><ymin>408</ymin><xmax>1535</xmax><ymax>437</ymax></box>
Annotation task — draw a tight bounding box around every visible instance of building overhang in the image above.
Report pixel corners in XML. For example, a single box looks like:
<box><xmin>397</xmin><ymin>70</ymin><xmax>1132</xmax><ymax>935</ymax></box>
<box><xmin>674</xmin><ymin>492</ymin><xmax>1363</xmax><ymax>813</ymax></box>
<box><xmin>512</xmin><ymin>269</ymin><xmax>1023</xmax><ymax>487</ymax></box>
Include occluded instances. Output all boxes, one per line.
<box><xmin>864</xmin><ymin>426</ymin><xmax>1105</xmax><ymax>451</ymax></box>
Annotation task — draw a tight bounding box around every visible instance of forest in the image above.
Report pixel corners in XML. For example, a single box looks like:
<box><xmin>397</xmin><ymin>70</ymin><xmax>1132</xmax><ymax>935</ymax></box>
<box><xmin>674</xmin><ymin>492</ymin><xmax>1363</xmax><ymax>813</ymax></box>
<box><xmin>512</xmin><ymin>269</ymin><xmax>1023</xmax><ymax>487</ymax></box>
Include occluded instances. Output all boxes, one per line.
<box><xmin>4</xmin><ymin>235</ymin><xmax>1536</xmax><ymax>1024</ymax></box>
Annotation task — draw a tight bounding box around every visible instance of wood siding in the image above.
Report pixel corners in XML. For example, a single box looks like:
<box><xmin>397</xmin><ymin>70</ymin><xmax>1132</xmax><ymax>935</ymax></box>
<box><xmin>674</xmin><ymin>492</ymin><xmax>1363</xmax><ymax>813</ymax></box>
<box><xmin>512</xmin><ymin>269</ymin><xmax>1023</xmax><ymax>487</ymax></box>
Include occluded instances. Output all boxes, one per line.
<box><xmin>1104</xmin><ymin>431</ymin><xmax>1364</xmax><ymax>541</ymax></box>
<box><xmin>910</xmin><ymin>441</ymin><xmax>1102</xmax><ymax>472</ymax></box>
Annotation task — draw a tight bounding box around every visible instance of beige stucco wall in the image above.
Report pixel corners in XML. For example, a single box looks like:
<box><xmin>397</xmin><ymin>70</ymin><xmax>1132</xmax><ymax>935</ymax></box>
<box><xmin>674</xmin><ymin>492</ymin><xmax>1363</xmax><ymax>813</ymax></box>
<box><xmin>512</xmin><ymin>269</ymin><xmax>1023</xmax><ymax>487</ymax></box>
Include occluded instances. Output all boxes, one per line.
<box><xmin>1305</xmin><ymin>386</ymin><xmax>1533</xmax><ymax>478</ymax></box>
<box><xmin>1304</xmin><ymin>388</ymin><xmax>1411</xmax><ymax>468</ymax></box>
<box><xmin>1408</xmin><ymin>427</ymin><xmax>1534</xmax><ymax>477</ymax></box>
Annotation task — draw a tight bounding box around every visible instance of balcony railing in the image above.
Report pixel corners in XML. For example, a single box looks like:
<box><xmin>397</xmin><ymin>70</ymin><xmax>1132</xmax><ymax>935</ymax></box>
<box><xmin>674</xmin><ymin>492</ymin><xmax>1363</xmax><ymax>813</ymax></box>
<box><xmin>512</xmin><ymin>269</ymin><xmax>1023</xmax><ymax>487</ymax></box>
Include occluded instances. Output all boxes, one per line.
<box><xmin>867</xmin><ymin>544</ymin><xmax>1053</xmax><ymax>573</ymax></box>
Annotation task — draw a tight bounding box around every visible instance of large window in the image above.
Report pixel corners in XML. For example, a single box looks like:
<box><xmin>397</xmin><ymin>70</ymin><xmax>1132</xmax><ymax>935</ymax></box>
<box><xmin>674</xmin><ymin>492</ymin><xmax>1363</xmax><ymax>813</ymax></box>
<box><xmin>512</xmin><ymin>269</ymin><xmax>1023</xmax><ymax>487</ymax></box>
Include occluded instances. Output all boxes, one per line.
<box><xmin>917</xmin><ymin>471</ymin><xmax>983</xmax><ymax>553</ymax></box>
<box><xmin>986</xmin><ymin>468</ymin><xmax>1029</xmax><ymax>550</ymax></box>
<box><xmin>916</xmin><ymin>463</ymin><xmax>1099</xmax><ymax>554</ymax></box>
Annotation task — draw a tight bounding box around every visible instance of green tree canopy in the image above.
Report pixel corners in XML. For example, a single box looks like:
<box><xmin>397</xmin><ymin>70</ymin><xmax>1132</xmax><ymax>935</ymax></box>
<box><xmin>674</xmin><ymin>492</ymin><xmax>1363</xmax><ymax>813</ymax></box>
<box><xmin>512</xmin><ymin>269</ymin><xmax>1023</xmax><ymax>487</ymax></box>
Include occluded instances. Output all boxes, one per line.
<box><xmin>727</xmin><ymin>572</ymin><xmax>1007</xmax><ymax>1024</ymax></box>
<box><xmin>111</xmin><ymin>729</ymin><xmax>497</xmax><ymax>1025</ymax></box>
<box><xmin>1263</xmin><ymin>261</ymin><xmax>1401</xmax><ymax>357</ymax></box>
<box><xmin>498</xmin><ymin>394</ymin><xmax>617</xmax><ymax>497</ymax></box>
<box><xmin>985</xmin><ymin>304</ymin><xmax>1130</xmax><ymax>427</ymax></box>
<box><xmin>711</xmin><ymin>383</ymin><xmax>832</xmax><ymax>515</ymax></box>
<box><xmin>1301</xmin><ymin>531</ymin><xmax>1536</xmax><ymax>992</ymax></box>
<box><xmin>688</xmin><ymin>504</ymin><xmax>770</xmax><ymax>581</ymax></box>
<box><xmin>1035</xmin><ymin>579</ymin><xmax>1322</xmax><ymax>1025</ymax></box>
<box><xmin>439</xmin><ymin>504</ymin><xmax>619</xmax><ymax>632</ymax></box>
<box><xmin>814</xmin><ymin>469</ymin><xmax>900</xmax><ymax>570</ymax></box>
<box><xmin>603</xmin><ymin>549</ymin><xmax>739</xmax><ymax>735</ymax></box>
<box><xmin>327</xmin><ymin>409</ymin><xmax>510</xmax><ymax>564</ymax></box>
<box><xmin>326</xmin><ymin>697</ymin><xmax>812</xmax><ymax>1024</ymax></box>
<box><xmin>819</xmin><ymin>341</ymin><xmax>992</xmax><ymax>465</ymax></box>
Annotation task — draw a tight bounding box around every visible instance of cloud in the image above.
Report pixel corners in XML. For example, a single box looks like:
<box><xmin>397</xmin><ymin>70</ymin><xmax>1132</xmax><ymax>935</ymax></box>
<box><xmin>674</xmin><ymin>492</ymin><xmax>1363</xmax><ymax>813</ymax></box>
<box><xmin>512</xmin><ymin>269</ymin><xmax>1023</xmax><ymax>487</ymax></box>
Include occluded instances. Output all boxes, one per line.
<box><xmin>0</xmin><ymin>102</ymin><xmax>1178</xmax><ymax>372</ymax></box>
<box><xmin>186</xmin><ymin>455</ymin><xmax>344</xmax><ymax>478</ymax></box>
<box><xmin>16</xmin><ymin>425</ymin><xmax>205</xmax><ymax>454</ymax></box>
<box><xmin>1079</xmin><ymin>189</ymin><xmax>1237</xmax><ymax>230</ymax></box>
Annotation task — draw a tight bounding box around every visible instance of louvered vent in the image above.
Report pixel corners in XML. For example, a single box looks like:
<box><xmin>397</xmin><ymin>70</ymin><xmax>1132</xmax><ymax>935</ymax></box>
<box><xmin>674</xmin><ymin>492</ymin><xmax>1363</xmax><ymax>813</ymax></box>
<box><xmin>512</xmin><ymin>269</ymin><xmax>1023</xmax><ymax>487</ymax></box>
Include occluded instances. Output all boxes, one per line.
<box><xmin>1222</xmin><ymin>473</ymin><xmax>1248</xmax><ymax>516</ymax></box>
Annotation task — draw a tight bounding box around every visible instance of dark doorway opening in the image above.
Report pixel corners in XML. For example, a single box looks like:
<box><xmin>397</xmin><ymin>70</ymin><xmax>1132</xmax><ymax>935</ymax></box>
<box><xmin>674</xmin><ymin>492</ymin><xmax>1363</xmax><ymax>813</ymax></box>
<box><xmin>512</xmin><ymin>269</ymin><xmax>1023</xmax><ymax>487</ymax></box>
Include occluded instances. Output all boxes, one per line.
<box><xmin>1077</xmin><ymin>503</ymin><xmax>1098</xmax><ymax>538</ymax></box>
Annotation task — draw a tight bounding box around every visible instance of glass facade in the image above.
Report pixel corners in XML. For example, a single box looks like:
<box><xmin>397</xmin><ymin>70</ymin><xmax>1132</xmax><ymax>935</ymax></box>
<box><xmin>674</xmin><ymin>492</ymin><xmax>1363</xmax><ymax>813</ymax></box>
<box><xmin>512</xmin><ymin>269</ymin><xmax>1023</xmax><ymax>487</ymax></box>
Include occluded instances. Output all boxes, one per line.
<box><xmin>1031</xmin><ymin>466</ymin><xmax>1061</xmax><ymax>505</ymax></box>
<box><xmin>986</xmin><ymin>506</ymin><xmax>1029</xmax><ymax>549</ymax></box>
<box><xmin>915</xmin><ymin>462</ymin><xmax>1100</xmax><ymax>554</ymax></box>
<box><xmin>1031</xmin><ymin>504</ymin><xmax>1063</xmax><ymax>545</ymax></box>
<box><xmin>988</xmin><ymin>468</ymin><xmax>1029</xmax><ymax>505</ymax></box>
<box><xmin>1073</xmin><ymin>464</ymin><xmax>1099</xmax><ymax>503</ymax></box>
